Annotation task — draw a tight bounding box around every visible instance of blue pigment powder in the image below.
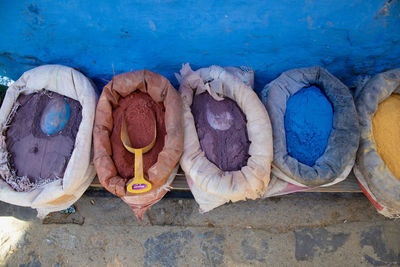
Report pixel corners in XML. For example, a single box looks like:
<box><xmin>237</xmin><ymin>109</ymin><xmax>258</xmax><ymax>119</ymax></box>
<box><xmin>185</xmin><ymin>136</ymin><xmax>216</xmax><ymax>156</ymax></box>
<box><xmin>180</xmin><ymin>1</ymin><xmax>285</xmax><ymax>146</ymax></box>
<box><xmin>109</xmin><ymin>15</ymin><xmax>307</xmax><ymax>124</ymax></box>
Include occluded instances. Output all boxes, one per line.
<box><xmin>284</xmin><ymin>85</ymin><xmax>333</xmax><ymax>166</ymax></box>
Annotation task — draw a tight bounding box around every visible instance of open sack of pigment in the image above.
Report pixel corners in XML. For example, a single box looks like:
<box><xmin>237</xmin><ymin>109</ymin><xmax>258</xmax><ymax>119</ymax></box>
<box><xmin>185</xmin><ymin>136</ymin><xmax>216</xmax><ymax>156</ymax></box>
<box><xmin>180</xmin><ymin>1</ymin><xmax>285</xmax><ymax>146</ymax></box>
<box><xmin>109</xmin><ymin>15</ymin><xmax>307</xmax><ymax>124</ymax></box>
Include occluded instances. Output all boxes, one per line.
<box><xmin>93</xmin><ymin>70</ymin><xmax>184</xmax><ymax>221</ymax></box>
<box><xmin>261</xmin><ymin>66</ymin><xmax>360</xmax><ymax>197</ymax></box>
<box><xmin>0</xmin><ymin>65</ymin><xmax>97</xmax><ymax>217</ymax></box>
<box><xmin>176</xmin><ymin>64</ymin><xmax>273</xmax><ymax>212</ymax></box>
<box><xmin>353</xmin><ymin>68</ymin><xmax>400</xmax><ymax>218</ymax></box>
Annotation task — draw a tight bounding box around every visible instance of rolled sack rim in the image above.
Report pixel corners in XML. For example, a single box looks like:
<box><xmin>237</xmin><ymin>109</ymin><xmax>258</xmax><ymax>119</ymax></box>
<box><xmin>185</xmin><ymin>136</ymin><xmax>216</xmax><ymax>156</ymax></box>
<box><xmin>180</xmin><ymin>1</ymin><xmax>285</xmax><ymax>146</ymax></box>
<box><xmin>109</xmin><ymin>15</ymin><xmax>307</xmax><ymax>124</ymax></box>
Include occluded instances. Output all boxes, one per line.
<box><xmin>354</xmin><ymin>68</ymin><xmax>400</xmax><ymax>207</ymax></box>
<box><xmin>353</xmin><ymin>163</ymin><xmax>400</xmax><ymax>217</ymax></box>
<box><xmin>93</xmin><ymin>70</ymin><xmax>184</xmax><ymax>198</ymax></box>
<box><xmin>178</xmin><ymin>64</ymin><xmax>273</xmax><ymax>201</ymax></box>
<box><xmin>261</xmin><ymin>66</ymin><xmax>360</xmax><ymax>187</ymax></box>
<box><xmin>0</xmin><ymin>64</ymin><xmax>97</xmax><ymax>211</ymax></box>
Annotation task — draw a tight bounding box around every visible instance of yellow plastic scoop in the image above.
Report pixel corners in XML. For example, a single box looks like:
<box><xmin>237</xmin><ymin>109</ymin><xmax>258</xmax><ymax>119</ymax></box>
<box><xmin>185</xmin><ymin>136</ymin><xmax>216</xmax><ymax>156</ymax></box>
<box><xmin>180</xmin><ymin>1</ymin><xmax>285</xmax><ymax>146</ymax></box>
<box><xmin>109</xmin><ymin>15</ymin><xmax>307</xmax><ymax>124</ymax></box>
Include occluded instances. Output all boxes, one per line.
<box><xmin>121</xmin><ymin>116</ymin><xmax>157</xmax><ymax>194</ymax></box>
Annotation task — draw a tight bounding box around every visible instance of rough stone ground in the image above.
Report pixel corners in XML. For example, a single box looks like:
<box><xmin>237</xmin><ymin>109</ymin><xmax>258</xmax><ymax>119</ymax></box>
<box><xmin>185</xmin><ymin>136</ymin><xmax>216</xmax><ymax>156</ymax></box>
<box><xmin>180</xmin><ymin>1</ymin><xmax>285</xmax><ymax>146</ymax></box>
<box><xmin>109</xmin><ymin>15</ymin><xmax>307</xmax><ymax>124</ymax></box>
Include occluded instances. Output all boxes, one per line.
<box><xmin>0</xmin><ymin>191</ymin><xmax>399</xmax><ymax>267</ymax></box>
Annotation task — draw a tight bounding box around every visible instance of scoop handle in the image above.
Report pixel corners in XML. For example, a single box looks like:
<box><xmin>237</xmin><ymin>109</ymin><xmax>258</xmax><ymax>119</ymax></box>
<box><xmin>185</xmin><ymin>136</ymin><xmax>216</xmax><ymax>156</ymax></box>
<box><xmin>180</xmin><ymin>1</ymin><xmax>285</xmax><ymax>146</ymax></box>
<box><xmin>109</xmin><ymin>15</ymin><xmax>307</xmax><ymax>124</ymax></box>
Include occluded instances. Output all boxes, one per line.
<box><xmin>127</xmin><ymin>149</ymin><xmax>152</xmax><ymax>193</ymax></box>
<box><xmin>134</xmin><ymin>149</ymin><xmax>143</xmax><ymax>181</ymax></box>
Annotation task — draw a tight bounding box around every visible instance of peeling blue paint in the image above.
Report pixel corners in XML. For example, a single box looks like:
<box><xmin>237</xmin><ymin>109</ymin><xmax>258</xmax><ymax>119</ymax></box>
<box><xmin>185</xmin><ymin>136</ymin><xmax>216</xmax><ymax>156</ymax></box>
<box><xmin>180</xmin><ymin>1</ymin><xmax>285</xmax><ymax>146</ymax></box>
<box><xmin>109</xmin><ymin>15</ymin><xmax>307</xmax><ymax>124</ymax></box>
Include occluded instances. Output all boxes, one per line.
<box><xmin>0</xmin><ymin>1</ymin><xmax>399</xmax><ymax>92</ymax></box>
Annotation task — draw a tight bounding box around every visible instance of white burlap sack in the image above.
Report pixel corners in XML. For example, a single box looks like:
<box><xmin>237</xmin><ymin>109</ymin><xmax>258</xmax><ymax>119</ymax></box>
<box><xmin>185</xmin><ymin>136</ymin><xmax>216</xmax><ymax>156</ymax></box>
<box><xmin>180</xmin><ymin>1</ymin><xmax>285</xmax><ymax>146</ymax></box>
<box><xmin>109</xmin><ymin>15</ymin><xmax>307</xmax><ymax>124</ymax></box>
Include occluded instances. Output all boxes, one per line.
<box><xmin>176</xmin><ymin>64</ymin><xmax>273</xmax><ymax>212</ymax></box>
<box><xmin>353</xmin><ymin>68</ymin><xmax>400</xmax><ymax>218</ymax></box>
<box><xmin>0</xmin><ymin>65</ymin><xmax>97</xmax><ymax>217</ymax></box>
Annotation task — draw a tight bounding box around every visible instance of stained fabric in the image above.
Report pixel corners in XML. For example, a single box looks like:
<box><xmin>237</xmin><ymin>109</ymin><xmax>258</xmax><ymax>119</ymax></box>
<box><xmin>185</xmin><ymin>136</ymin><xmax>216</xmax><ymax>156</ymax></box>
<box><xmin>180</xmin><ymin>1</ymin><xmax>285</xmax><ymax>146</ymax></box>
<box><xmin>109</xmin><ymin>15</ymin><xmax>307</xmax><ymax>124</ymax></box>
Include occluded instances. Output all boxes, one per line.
<box><xmin>93</xmin><ymin>70</ymin><xmax>184</xmax><ymax>221</ymax></box>
<box><xmin>177</xmin><ymin>64</ymin><xmax>273</xmax><ymax>212</ymax></box>
<box><xmin>262</xmin><ymin>66</ymin><xmax>359</xmax><ymax>187</ymax></box>
<box><xmin>354</xmin><ymin>68</ymin><xmax>400</xmax><ymax>217</ymax></box>
<box><xmin>0</xmin><ymin>65</ymin><xmax>97</xmax><ymax>218</ymax></box>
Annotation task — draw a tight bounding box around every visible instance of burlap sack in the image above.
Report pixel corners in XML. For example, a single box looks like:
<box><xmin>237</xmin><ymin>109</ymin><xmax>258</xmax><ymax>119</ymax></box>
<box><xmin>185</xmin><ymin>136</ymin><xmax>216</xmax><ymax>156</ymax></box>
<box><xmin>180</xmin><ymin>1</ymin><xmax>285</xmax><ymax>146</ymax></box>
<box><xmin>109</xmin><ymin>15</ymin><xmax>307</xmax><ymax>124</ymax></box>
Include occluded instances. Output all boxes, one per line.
<box><xmin>93</xmin><ymin>70</ymin><xmax>183</xmax><ymax>220</ymax></box>
<box><xmin>0</xmin><ymin>65</ymin><xmax>97</xmax><ymax>217</ymax></box>
<box><xmin>261</xmin><ymin>66</ymin><xmax>360</xmax><ymax>188</ymax></box>
<box><xmin>353</xmin><ymin>68</ymin><xmax>400</xmax><ymax>218</ymax></box>
<box><xmin>176</xmin><ymin>64</ymin><xmax>273</xmax><ymax>212</ymax></box>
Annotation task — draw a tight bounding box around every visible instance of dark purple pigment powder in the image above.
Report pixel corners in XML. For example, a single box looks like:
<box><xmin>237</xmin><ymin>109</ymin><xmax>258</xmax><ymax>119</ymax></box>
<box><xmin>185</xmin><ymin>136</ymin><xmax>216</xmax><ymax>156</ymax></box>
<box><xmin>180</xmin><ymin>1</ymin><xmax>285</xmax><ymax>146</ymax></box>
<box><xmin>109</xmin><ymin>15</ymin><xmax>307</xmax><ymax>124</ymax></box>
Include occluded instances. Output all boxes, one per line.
<box><xmin>191</xmin><ymin>92</ymin><xmax>250</xmax><ymax>171</ymax></box>
<box><xmin>5</xmin><ymin>90</ymin><xmax>82</xmax><ymax>191</ymax></box>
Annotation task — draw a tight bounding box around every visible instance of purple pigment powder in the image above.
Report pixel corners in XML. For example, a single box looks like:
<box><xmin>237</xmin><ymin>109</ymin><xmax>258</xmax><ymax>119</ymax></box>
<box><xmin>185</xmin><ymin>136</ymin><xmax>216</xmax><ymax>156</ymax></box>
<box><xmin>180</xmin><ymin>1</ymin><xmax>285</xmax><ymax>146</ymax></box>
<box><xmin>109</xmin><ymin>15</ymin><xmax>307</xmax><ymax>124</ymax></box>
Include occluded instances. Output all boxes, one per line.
<box><xmin>191</xmin><ymin>92</ymin><xmax>250</xmax><ymax>171</ymax></box>
<box><xmin>5</xmin><ymin>90</ymin><xmax>82</xmax><ymax>192</ymax></box>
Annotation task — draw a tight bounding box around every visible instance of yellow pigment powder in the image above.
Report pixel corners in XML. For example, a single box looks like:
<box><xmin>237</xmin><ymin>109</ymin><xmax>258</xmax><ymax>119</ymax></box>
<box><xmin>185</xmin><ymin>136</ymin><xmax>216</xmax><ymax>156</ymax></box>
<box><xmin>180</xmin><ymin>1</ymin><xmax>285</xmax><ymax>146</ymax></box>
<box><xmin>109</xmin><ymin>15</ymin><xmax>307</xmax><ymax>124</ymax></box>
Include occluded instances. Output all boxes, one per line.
<box><xmin>372</xmin><ymin>94</ymin><xmax>400</xmax><ymax>181</ymax></box>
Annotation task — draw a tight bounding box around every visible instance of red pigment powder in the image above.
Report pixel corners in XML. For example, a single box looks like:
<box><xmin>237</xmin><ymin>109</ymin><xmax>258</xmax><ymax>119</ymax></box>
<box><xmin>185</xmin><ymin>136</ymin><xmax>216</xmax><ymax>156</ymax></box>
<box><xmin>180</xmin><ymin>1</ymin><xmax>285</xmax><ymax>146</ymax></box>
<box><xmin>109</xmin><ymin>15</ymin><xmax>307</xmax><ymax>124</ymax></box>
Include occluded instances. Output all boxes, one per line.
<box><xmin>111</xmin><ymin>91</ymin><xmax>166</xmax><ymax>179</ymax></box>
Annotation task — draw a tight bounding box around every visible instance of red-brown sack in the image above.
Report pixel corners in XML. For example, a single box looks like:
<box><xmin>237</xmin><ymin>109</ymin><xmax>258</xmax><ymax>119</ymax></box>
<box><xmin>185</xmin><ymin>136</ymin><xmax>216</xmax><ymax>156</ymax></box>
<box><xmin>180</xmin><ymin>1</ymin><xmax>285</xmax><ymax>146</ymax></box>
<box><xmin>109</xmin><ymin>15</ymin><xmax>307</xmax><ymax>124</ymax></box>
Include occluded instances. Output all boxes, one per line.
<box><xmin>93</xmin><ymin>70</ymin><xmax>183</xmax><ymax>220</ymax></box>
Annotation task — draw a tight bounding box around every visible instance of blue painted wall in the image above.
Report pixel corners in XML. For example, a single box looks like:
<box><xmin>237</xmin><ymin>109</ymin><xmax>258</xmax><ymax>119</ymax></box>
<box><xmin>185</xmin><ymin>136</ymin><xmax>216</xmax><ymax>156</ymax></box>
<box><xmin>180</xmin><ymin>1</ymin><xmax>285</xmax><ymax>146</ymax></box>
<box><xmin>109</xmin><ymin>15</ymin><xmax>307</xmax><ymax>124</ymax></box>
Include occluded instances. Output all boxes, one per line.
<box><xmin>0</xmin><ymin>0</ymin><xmax>399</xmax><ymax>92</ymax></box>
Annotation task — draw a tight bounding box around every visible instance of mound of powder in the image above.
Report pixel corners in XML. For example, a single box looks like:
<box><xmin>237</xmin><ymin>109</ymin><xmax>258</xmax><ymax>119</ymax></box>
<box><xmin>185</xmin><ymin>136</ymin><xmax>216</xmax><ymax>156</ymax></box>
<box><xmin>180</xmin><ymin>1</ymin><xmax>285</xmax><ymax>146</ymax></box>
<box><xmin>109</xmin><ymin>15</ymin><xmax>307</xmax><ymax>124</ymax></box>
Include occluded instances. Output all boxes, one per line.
<box><xmin>372</xmin><ymin>94</ymin><xmax>400</xmax><ymax>181</ymax></box>
<box><xmin>191</xmin><ymin>92</ymin><xmax>250</xmax><ymax>171</ymax></box>
<box><xmin>111</xmin><ymin>91</ymin><xmax>166</xmax><ymax>179</ymax></box>
<box><xmin>284</xmin><ymin>85</ymin><xmax>333</xmax><ymax>166</ymax></box>
<box><xmin>5</xmin><ymin>90</ymin><xmax>82</xmax><ymax>192</ymax></box>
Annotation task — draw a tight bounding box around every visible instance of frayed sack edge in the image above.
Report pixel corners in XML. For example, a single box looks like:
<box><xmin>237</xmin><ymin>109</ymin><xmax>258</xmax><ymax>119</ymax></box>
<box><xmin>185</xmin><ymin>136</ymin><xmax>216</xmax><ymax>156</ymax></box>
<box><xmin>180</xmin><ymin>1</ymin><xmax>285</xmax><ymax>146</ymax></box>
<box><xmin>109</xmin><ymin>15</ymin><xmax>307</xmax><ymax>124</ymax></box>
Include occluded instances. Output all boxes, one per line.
<box><xmin>178</xmin><ymin>64</ymin><xmax>273</xmax><ymax>212</ymax></box>
<box><xmin>0</xmin><ymin>65</ymin><xmax>97</xmax><ymax>218</ymax></box>
<box><xmin>354</xmin><ymin>164</ymin><xmax>400</xmax><ymax>218</ymax></box>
